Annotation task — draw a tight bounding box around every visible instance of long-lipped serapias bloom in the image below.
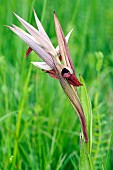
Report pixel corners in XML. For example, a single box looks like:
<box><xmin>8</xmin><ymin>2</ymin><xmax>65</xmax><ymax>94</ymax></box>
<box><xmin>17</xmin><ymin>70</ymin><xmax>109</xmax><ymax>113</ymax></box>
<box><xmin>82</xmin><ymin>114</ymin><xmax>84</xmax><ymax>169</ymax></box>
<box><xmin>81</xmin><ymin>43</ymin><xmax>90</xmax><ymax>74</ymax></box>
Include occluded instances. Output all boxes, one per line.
<box><xmin>7</xmin><ymin>10</ymin><xmax>88</xmax><ymax>142</ymax></box>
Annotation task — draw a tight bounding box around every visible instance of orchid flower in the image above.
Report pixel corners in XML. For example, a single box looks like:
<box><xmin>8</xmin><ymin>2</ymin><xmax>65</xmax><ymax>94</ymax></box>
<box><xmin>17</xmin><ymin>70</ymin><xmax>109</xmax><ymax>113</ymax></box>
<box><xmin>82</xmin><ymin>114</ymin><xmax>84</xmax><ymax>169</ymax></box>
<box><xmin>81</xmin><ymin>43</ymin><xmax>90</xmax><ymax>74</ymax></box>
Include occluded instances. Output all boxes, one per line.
<box><xmin>7</xmin><ymin>10</ymin><xmax>88</xmax><ymax>142</ymax></box>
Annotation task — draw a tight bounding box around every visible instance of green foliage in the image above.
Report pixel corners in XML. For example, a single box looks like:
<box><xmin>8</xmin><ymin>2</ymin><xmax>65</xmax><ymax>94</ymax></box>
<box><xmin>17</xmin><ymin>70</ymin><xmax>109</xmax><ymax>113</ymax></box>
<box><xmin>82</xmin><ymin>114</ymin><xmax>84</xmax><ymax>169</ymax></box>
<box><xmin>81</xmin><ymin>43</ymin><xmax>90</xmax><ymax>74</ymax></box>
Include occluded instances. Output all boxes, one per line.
<box><xmin>105</xmin><ymin>132</ymin><xmax>113</xmax><ymax>170</ymax></box>
<box><xmin>79</xmin><ymin>137</ymin><xmax>93</xmax><ymax>170</ymax></box>
<box><xmin>80</xmin><ymin>76</ymin><xmax>92</xmax><ymax>155</ymax></box>
<box><xmin>91</xmin><ymin>51</ymin><xmax>111</xmax><ymax>170</ymax></box>
<box><xmin>79</xmin><ymin>77</ymin><xmax>93</xmax><ymax>170</ymax></box>
<box><xmin>0</xmin><ymin>0</ymin><xmax>113</xmax><ymax>169</ymax></box>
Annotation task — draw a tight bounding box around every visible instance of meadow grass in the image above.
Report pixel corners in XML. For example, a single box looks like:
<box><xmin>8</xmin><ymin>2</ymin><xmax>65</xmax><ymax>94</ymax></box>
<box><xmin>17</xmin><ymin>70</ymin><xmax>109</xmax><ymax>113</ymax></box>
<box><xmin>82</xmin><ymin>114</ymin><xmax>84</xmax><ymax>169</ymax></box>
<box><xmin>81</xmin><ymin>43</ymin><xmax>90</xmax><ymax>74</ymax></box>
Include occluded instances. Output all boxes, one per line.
<box><xmin>0</xmin><ymin>0</ymin><xmax>113</xmax><ymax>169</ymax></box>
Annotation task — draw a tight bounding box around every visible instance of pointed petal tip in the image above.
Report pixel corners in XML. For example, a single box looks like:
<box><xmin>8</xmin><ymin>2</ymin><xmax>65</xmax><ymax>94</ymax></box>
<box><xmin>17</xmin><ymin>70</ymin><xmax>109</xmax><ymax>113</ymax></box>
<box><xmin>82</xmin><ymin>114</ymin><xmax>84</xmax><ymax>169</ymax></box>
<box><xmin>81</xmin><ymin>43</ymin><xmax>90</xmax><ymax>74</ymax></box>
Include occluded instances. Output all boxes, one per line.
<box><xmin>53</xmin><ymin>10</ymin><xmax>57</xmax><ymax>18</ymax></box>
<box><xmin>5</xmin><ymin>25</ymin><xmax>14</xmax><ymax>31</ymax></box>
<box><xmin>70</xmin><ymin>28</ymin><xmax>74</xmax><ymax>32</ymax></box>
<box><xmin>31</xmin><ymin>62</ymin><xmax>37</xmax><ymax>67</ymax></box>
<box><xmin>4</xmin><ymin>24</ymin><xmax>14</xmax><ymax>28</ymax></box>
<box><xmin>13</xmin><ymin>12</ymin><xmax>23</xmax><ymax>23</ymax></box>
<box><xmin>13</xmin><ymin>12</ymin><xmax>23</xmax><ymax>22</ymax></box>
<box><xmin>32</xmin><ymin>8</ymin><xmax>36</xmax><ymax>14</ymax></box>
<box><xmin>13</xmin><ymin>12</ymin><xmax>17</xmax><ymax>17</ymax></box>
<box><xmin>5</xmin><ymin>25</ymin><xmax>14</xmax><ymax>30</ymax></box>
<box><xmin>31</xmin><ymin>62</ymin><xmax>52</xmax><ymax>70</ymax></box>
<box><xmin>33</xmin><ymin>8</ymin><xmax>37</xmax><ymax>17</ymax></box>
<box><xmin>11</xmin><ymin>23</ymin><xmax>15</xmax><ymax>27</ymax></box>
<box><xmin>31</xmin><ymin>62</ymin><xmax>35</xmax><ymax>64</ymax></box>
<box><xmin>4</xmin><ymin>24</ymin><xmax>9</xmax><ymax>27</ymax></box>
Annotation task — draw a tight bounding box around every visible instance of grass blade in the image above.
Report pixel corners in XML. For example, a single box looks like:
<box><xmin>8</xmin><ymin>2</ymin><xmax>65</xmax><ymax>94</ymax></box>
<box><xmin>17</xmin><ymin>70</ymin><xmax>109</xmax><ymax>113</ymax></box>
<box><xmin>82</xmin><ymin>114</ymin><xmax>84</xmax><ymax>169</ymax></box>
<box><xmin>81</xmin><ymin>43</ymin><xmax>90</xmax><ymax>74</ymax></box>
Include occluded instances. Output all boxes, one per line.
<box><xmin>80</xmin><ymin>75</ymin><xmax>92</xmax><ymax>154</ymax></box>
<box><xmin>79</xmin><ymin>137</ymin><xmax>93</xmax><ymax>170</ymax></box>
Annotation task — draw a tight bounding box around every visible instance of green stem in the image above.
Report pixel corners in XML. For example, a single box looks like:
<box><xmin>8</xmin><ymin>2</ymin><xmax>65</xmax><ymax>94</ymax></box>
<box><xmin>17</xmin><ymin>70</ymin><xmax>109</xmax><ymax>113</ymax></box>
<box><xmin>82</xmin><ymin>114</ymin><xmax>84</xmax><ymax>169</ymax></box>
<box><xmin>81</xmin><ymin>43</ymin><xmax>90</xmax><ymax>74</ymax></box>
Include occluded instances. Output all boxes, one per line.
<box><xmin>11</xmin><ymin>65</ymin><xmax>32</xmax><ymax>169</ymax></box>
<box><xmin>41</xmin><ymin>0</ymin><xmax>47</xmax><ymax>23</ymax></box>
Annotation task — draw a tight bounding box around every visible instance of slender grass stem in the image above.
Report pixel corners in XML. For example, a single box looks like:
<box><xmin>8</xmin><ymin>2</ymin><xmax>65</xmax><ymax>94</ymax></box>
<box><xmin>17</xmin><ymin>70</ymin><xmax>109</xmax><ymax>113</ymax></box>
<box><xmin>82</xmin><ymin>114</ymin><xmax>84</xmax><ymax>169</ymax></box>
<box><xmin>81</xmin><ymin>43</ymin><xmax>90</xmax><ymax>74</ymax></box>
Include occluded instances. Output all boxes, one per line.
<box><xmin>11</xmin><ymin>65</ymin><xmax>32</xmax><ymax>169</ymax></box>
<box><xmin>41</xmin><ymin>0</ymin><xmax>47</xmax><ymax>23</ymax></box>
<box><xmin>29</xmin><ymin>0</ymin><xmax>36</xmax><ymax>22</ymax></box>
<box><xmin>71</xmin><ymin>0</ymin><xmax>80</xmax><ymax>23</ymax></box>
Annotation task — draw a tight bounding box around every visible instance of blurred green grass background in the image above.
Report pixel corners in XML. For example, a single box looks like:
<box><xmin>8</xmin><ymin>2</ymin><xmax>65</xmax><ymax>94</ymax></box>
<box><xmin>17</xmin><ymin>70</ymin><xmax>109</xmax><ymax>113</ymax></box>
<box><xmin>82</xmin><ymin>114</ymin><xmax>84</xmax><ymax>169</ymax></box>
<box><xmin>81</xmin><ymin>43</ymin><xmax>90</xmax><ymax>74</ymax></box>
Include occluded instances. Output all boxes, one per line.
<box><xmin>0</xmin><ymin>0</ymin><xmax>113</xmax><ymax>169</ymax></box>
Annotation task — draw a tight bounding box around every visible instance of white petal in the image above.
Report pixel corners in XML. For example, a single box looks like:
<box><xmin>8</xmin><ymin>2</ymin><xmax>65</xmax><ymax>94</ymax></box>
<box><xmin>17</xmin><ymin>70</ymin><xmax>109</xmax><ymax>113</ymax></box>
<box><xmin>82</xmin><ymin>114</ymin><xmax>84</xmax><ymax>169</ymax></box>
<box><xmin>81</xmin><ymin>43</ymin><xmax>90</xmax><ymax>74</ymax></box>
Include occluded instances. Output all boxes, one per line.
<box><xmin>56</xmin><ymin>29</ymin><xmax>73</xmax><ymax>54</ymax></box>
<box><xmin>31</xmin><ymin>62</ymin><xmax>52</xmax><ymax>70</ymax></box>
<box><xmin>65</xmin><ymin>29</ymin><xmax>73</xmax><ymax>43</ymax></box>
<box><xmin>7</xmin><ymin>25</ymin><xmax>55</xmax><ymax>69</ymax></box>
<box><xmin>13</xmin><ymin>13</ymin><xmax>57</xmax><ymax>56</ymax></box>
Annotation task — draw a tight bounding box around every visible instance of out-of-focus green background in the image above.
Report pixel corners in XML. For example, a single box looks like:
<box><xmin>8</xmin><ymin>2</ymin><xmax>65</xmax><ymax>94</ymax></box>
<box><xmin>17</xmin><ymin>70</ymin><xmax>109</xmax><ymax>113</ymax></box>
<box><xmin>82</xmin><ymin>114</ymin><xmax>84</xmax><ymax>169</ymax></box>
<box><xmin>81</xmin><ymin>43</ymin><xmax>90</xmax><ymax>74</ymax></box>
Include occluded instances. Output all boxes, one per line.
<box><xmin>0</xmin><ymin>0</ymin><xmax>113</xmax><ymax>169</ymax></box>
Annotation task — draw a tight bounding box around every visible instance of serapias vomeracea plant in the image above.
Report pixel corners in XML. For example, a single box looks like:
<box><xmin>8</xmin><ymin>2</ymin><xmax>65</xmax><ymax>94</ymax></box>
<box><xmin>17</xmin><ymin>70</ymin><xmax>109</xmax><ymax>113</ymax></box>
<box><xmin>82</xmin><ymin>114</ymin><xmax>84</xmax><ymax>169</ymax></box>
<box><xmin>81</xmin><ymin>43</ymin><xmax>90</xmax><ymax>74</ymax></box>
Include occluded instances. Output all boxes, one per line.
<box><xmin>6</xmin><ymin>9</ymin><xmax>88</xmax><ymax>143</ymax></box>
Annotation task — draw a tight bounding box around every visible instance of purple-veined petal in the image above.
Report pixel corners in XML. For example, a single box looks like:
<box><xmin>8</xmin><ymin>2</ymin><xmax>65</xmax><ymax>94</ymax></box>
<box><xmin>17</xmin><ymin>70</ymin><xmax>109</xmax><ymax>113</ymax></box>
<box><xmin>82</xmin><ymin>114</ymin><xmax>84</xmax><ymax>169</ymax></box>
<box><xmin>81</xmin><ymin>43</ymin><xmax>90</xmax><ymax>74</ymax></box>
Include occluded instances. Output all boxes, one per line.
<box><xmin>13</xmin><ymin>13</ymin><xmax>57</xmax><ymax>56</ymax></box>
<box><xmin>7</xmin><ymin>25</ymin><xmax>55</xmax><ymax>69</ymax></box>
<box><xmin>56</xmin><ymin>28</ymin><xmax>73</xmax><ymax>54</ymax></box>
<box><xmin>54</xmin><ymin>12</ymin><xmax>75</xmax><ymax>73</ymax></box>
<box><xmin>31</xmin><ymin>62</ymin><xmax>52</xmax><ymax>70</ymax></box>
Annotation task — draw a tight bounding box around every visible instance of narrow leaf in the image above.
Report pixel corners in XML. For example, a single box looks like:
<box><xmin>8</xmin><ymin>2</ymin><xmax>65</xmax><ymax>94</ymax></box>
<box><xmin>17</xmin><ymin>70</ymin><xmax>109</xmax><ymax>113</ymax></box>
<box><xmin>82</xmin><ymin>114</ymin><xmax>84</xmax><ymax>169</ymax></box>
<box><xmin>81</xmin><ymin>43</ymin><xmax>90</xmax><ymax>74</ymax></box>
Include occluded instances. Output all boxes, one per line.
<box><xmin>79</xmin><ymin>137</ymin><xmax>93</xmax><ymax>170</ymax></box>
<box><xmin>80</xmin><ymin>76</ymin><xmax>92</xmax><ymax>154</ymax></box>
